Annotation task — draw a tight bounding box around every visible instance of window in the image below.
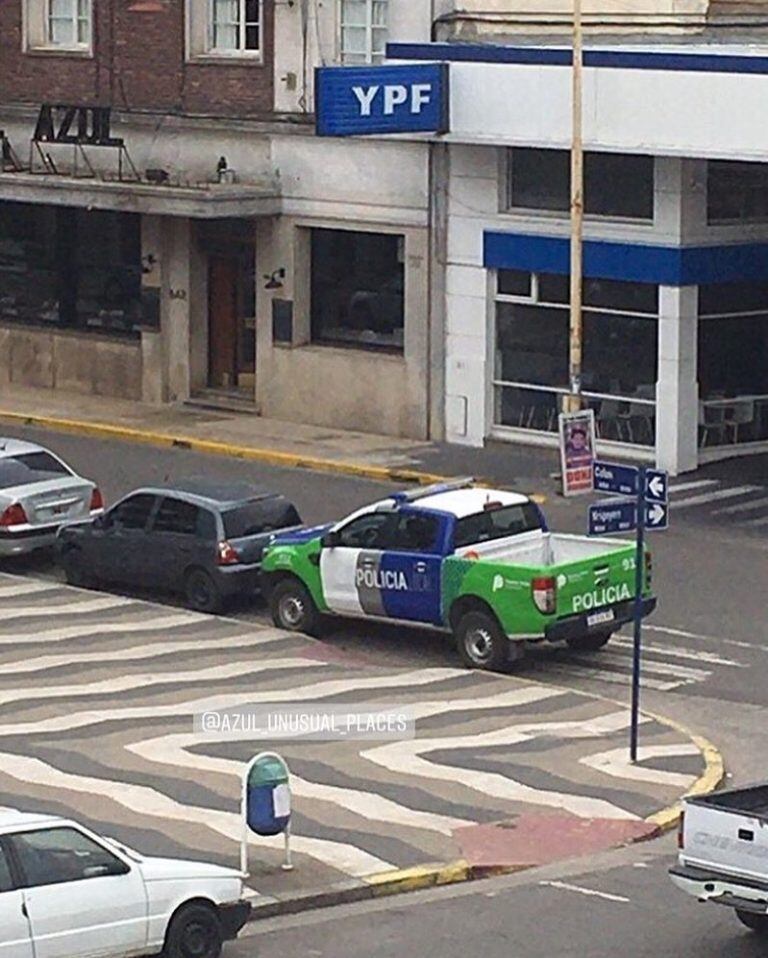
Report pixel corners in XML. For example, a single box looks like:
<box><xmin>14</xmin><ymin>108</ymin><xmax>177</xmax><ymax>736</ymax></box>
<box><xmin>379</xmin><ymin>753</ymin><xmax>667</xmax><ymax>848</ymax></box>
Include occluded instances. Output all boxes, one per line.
<box><xmin>337</xmin><ymin>512</ymin><xmax>393</xmax><ymax>549</ymax></box>
<box><xmin>707</xmin><ymin>161</ymin><xmax>768</xmax><ymax>224</ymax></box>
<box><xmin>107</xmin><ymin>494</ymin><xmax>156</xmax><ymax>531</ymax></box>
<box><xmin>11</xmin><ymin>828</ymin><xmax>128</xmax><ymax>887</ymax></box>
<box><xmin>507</xmin><ymin>149</ymin><xmax>654</xmax><ymax>220</ymax></box>
<box><xmin>0</xmin><ymin>845</ymin><xmax>14</xmax><ymax>893</ymax></box>
<box><xmin>223</xmin><ymin>500</ymin><xmax>301</xmax><ymax>539</ymax></box>
<box><xmin>152</xmin><ymin>498</ymin><xmax>201</xmax><ymax>536</ymax></box>
<box><xmin>493</xmin><ymin>271</ymin><xmax>658</xmax><ymax>445</ymax></box>
<box><xmin>340</xmin><ymin>0</ymin><xmax>388</xmax><ymax>64</ymax></box>
<box><xmin>0</xmin><ymin>452</ymin><xmax>72</xmax><ymax>490</ymax></box>
<box><xmin>311</xmin><ymin>229</ymin><xmax>404</xmax><ymax>351</ymax></box>
<box><xmin>24</xmin><ymin>0</ymin><xmax>92</xmax><ymax>51</ymax></box>
<box><xmin>389</xmin><ymin>513</ymin><xmax>440</xmax><ymax>553</ymax></box>
<box><xmin>210</xmin><ymin>0</ymin><xmax>261</xmax><ymax>53</ymax></box>
<box><xmin>453</xmin><ymin>504</ymin><xmax>543</xmax><ymax>550</ymax></box>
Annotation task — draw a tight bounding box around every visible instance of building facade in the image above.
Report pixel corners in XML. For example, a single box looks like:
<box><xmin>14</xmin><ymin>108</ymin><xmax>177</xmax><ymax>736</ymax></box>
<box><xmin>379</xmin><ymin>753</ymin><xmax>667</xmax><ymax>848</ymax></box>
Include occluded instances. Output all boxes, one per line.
<box><xmin>0</xmin><ymin>0</ymin><xmax>438</xmax><ymax>439</ymax></box>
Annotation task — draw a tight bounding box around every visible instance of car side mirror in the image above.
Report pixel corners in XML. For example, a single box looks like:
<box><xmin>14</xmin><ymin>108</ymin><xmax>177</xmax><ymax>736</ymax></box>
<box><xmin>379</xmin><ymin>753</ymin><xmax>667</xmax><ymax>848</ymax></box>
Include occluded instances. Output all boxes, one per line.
<box><xmin>321</xmin><ymin>530</ymin><xmax>341</xmax><ymax>549</ymax></box>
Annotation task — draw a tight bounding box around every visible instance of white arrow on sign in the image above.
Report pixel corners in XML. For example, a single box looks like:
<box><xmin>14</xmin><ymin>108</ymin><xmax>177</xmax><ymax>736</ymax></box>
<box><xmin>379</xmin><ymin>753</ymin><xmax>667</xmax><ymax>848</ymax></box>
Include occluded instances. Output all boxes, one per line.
<box><xmin>647</xmin><ymin>503</ymin><xmax>666</xmax><ymax>526</ymax></box>
<box><xmin>648</xmin><ymin>475</ymin><xmax>665</xmax><ymax>500</ymax></box>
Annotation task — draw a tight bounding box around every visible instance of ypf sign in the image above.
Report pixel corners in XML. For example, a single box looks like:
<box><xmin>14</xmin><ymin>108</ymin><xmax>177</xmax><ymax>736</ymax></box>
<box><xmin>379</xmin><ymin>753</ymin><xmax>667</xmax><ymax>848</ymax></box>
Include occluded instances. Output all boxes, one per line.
<box><xmin>316</xmin><ymin>63</ymin><xmax>449</xmax><ymax>136</ymax></box>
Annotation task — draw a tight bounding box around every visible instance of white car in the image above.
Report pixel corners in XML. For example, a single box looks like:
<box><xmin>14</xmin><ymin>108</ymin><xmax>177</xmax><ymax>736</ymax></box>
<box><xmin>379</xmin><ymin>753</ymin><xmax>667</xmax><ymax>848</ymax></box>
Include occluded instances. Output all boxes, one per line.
<box><xmin>0</xmin><ymin>438</ymin><xmax>103</xmax><ymax>557</ymax></box>
<box><xmin>0</xmin><ymin>812</ymin><xmax>251</xmax><ymax>958</ymax></box>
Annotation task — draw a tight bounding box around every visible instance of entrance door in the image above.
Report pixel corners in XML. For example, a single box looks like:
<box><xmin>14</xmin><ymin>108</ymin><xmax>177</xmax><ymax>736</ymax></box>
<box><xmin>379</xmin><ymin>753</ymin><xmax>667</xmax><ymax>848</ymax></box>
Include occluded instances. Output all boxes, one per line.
<box><xmin>208</xmin><ymin>256</ymin><xmax>239</xmax><ymax>389</ymax></box>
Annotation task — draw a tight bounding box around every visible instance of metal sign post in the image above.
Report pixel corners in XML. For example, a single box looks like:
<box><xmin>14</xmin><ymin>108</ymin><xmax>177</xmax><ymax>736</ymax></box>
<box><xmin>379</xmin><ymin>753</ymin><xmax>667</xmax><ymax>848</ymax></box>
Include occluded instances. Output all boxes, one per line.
<box><xmin>629</xmin><ymin>467</ymin><xmax>646</xmax><ymax>764</ymax></box>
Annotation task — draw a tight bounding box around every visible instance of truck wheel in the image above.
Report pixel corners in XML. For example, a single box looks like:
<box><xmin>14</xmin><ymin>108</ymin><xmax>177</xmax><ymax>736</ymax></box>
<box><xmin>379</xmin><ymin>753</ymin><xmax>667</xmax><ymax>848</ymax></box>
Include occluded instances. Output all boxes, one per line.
<box><xmin>455</xmin><ymin>610</ymin><xmax>510</xmax><ymax>671</ymax></box>
<box><xmin>270</xmin><ymin>578</ymin><xmax>319</xmax><ymax>636</ymax></box>
<box><xmin>736</xmin><ymin>910</ymin><xmax>768</xmax><ymax>934</ymax></box>
<box><xmin>184</xmin><ymin>569</ymin><xmax>223</xmax><ymax>614</ymax></box>
<box><xmin>164</xmin><ymin>902</ymin><xmax>223</xmax><ymax>958</ymax></box>
<box><xmin>566</xmin><ymin>630</ymin><xmax>613</xmax><ymax>652</ymax></box>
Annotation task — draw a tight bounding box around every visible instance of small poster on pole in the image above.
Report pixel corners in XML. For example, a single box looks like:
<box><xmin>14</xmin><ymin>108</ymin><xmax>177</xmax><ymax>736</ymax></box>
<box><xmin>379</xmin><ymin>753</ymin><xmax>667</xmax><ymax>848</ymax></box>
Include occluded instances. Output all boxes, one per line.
<box><xmin>559</xmin><ymin>408</ymin><xmax>596</xmax><ymax>497</ymax></box>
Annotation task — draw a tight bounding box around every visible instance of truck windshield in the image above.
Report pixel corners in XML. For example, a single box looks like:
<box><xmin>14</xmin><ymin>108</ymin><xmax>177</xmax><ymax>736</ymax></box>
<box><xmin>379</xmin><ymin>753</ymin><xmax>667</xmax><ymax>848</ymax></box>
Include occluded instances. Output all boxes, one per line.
<box><xmin>453</xmin><ymin>502</ymin><xmax>542</xmax><ymax>550</ymax></box>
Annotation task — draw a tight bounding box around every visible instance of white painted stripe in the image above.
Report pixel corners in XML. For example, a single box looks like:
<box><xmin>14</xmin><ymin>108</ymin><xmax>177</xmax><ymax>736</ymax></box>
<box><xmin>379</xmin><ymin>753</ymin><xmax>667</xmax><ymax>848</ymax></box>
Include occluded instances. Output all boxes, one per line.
<box><xmin>0</xmin><ymin>580</ymin><xmax>62</xmax><ymax>599</ymax></box>
<box><xmin>671</xmin><ymin>485</ymin><xmax>761</xmax><ymax>509</ymax></box>
<box><xmin>544</xmin><ymin>664</ymin><xmax>681</xmax><ymax>692</ymax></box>
<box><xmin>612</xmin><ymin>636</ymin><xmax>743</xmax><ymax>668</ymax></box>
<box><xmin>669</xmin><ymin>479</ymin><xmax>719</xmax><ymax>494</ymax></box>
<box><xmin>0</xmin><ymin>668</ymin><xmax>471</xmax><ymax>737</ymax></box>
<box><xmin>580</xmin><ymin>743</ymin><xmax>699</xmax><ymax>788</ymax></box>
<box><xmin>0</xmin><ymin>631</ymin><xmax>290</xmax><ymax>676</ymax></box>
<box><xmin>588</xmin><ymin>650</ymin><xmax>711</xmax><ymax>681</ymax></box>
<box><xmin>713</xmin><ymin>496</ymin><xmax>768</xmax><ymax>515</ymax></box>
<box><xmin>539</xmin><ymin>880</ymin><xmax>629</xmax><ymax>903</ymax></box>
<box><xmin>643</xmin><ymin>623</ymin><xmax>768</xmax><ymax>654</ymax></box>
<box><xmin>0</xmin><ymin>752</ymin><xmax>393</xmax><ymax>877</ymax></box>
<box><xmin>745</xmin><ymin>514</ymin><xmax>768</xmax><ymax>527</ymax></box>
<box><xmin>0</xmin><ymin>658</ymin><xmax>325</xmax><ymax>708</ymax></box>
<box><xmin>0</xmin><ymin>613</ymin><xmax>205</xmax><ymax>646</ymax></box>
<box><xmin>0</xmin><ymin>595</ymin><xmax>133</xmax><ymax>624</ymax></box>
<box><xmin>362</xmin><ymin>712</ymin><xmax>645</xmax><ymax>820</ymax></box>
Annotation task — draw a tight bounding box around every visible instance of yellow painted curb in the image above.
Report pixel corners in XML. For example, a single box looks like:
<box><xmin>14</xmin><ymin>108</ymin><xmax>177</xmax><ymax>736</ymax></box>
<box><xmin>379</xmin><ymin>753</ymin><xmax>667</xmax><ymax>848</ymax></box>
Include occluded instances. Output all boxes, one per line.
<box><xmin>365</xmin><ymin>860</ymin><xmax>471</xmax><ymax>896</ymax></box>
<box><xmin>0</xmin><ymin>408</ymin><xmax>549</xmax><ymax>502</ymax></box>
<box><xmin>644</xmin><ymin>719</ymin><xmax>725</xmax><ymax>833</ymax></box>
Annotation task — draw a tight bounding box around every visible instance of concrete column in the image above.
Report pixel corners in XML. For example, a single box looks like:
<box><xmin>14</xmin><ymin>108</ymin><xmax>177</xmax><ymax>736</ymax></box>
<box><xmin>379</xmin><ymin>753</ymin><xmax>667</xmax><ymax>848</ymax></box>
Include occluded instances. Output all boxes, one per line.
<box><xmin>657</xmin><ymin>286</ymin><xmax>699</xmax><ymax>475</ymax></box>
<box><xmin>140</xmin><ymin>215</ymin><xmax>165</xmax><ymax>403</ymax></box>
<box><xmin>161</xmin><ymin>217</ymin><xmax>193</xmax><ymax>403</ymax></box>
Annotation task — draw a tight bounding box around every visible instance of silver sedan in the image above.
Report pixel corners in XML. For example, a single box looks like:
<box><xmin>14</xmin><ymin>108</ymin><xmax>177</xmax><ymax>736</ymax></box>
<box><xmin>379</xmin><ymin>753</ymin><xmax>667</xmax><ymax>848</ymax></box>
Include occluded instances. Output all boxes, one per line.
<box><xmin>0</xmin><ymin>438</ymin><xmax>103</xmax><ymax>557</ymax></box>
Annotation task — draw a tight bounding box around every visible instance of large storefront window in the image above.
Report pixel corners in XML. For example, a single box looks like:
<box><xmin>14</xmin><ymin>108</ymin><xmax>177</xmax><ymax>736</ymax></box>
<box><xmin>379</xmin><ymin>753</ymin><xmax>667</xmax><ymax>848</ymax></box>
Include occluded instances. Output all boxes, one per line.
<box><xmin>707</xmin><ymin>161</ymin><xmax>768</xmax><ymax>225</ymax></box>
<box><xmin>0</xmin><ymin>202</ymin><xmax>142</xmax><ymax>335</ymax></box>
<box><xmin>698</xmin><ymin>282</ymin><xmax>768</xmax><ymax>446</ymax></box>
<box><xmin>494</xmin><ymin>270</ymin><xmax>658</xmax><ymax>445</ymax></box>
<box><xmin>507</xmin><ymin>149</ymin><xmax>654</xmax><ymax>220</ymax></box>
<box><xmin>311</xmin><ymin>228</ymin><xmax>404</xmax><ymax>351</ymax></box>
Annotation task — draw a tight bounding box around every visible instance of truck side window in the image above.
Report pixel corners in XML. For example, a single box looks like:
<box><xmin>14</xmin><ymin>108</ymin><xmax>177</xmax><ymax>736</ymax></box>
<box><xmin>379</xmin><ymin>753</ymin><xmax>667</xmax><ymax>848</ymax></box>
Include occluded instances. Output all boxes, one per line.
<box><xmin>337</xmin><ymin>513</ymin><xmax>394</xmax><ymax>549</ymax></box>
<box><xmin>0</xmin><ymin>844</ymin><xmax>13</xmax><ymax>892</ymax></box>
<box><xmin>11</xmin><ymin>827</ymin><xmax>128</xmax><ymax>887</ymax></box>
<box><xmin>390</xmin><ymin>514</ymin><xmax>440</xmax><ymax>552</ymax></box>
<box><xmin>453</xmin><ymin>503</ymin><xmax>542</xmax><ymax>549</ymax></box>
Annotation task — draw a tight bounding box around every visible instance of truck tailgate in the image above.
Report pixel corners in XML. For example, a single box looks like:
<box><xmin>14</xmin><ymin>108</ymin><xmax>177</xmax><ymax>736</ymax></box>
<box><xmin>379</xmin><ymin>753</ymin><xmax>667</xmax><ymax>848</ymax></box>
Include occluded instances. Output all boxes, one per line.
<box><xmin>681</xmin><ymin>789</ymin><xmax>768</xmax><ymax>882</ymax></box>
<box><xmin>553</xmin><ymin>539</ymin><xmax>639</xmax><ymax>619</ymax></box>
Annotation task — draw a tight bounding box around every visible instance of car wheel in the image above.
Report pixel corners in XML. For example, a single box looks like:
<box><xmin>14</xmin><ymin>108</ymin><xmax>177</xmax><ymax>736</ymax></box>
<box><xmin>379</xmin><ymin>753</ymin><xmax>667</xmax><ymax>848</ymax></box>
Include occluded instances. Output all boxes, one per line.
<box><xmin>270</xmin><ymin>578</ymin><xmax>319</xmax><ymax>636</ymax></box>
<box><xmin>566</xmin><ymin>630</ymin><xmax>613</xmax><ymax>653</ymax></box>
<box><xmin>455</xmin><ymin>610</ymin><xmax>510</xmax><ymax>671</ymax></box>
<box><xmin>62</xmin><ymin>548</ymin><xmax>94</xmax><ymax>589</ymax></box>
<box><xmin>164</xmin><ymin>903</ymin><xmax>223</xmax><ymax>958</ymax></box>
<box><xmin>736</xmin><ymin>910</ymin><xmax>768</xmax><ymax>934</ymax></box>
<box><xmin>184</xmin><ymin>569</ymin><xmax>223</xmax><ymax>614</ymax></box>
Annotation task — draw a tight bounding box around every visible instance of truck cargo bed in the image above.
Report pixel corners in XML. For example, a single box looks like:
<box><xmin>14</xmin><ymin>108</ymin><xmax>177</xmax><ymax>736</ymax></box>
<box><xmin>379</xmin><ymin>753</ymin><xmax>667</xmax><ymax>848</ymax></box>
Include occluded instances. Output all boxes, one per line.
<box><xmin>692</xmin><ymin>784</ymin><xmax>768</xmax><ymax>819</ymax></box>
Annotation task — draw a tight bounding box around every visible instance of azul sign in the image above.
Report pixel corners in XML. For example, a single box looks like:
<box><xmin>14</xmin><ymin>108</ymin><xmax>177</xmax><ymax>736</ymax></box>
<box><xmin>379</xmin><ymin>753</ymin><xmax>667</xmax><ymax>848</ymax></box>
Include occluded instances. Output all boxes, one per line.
<box><xmin>33</xmin><ymin>105</ymin><xmax>123</xmax><ymax>147</ymax></box>
<box><xmin>315</xmin><ymin>63</ymin><xmax>449</xmax><ymax>136</ymax></box>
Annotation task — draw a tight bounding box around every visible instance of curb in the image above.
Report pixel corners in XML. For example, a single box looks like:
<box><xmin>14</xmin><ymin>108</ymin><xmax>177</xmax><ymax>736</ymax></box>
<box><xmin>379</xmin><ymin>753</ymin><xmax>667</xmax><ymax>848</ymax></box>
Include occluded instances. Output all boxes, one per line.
<box><xmin>0</xmin><ymin>408</ymin><xmax>549</xmax><ymax>502</ymax></box>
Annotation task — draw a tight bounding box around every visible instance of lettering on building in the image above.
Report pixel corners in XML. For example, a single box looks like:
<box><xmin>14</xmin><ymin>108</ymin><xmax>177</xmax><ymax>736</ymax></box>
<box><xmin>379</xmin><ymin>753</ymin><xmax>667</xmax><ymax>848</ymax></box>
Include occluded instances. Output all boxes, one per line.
<box><xmin>33</xmin><ymin>105</ymin><xmax>124</xmax><ymax>147</ymax></box>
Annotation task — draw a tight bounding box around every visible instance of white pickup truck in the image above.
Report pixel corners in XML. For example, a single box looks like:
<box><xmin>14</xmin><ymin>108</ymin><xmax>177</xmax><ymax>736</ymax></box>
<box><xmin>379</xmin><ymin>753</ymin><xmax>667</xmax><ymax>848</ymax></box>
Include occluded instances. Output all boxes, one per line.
<box><xmin>670</xmin><ymin>785</ymin><xmax>768</xmax><ymax>935</ymax></box>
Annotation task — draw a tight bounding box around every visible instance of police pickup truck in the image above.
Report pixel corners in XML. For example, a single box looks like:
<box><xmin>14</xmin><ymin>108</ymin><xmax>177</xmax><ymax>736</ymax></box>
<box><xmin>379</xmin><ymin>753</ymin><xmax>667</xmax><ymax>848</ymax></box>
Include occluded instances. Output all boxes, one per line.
<box><xmin>261</xmin><ymin>479</ymin><xmax>655</xmax><ymax>670</ymax></box>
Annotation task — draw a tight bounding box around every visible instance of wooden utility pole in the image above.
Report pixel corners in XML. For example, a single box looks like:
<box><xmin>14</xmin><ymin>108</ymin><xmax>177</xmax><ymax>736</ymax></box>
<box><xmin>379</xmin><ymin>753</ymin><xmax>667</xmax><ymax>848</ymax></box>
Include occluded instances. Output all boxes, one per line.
<box><xmin>567</xmin><ymin>0</ymin><xmax>584</xmax><ymax>412</ymax></box>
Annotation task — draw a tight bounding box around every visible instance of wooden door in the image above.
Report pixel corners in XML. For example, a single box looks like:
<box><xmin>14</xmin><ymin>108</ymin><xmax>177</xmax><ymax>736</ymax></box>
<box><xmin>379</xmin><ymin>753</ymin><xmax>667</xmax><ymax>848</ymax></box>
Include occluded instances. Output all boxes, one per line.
<box><xmin>208</xmin><ymin>256</ymin><xmax>239</xmax><ymax>389</ymax></box>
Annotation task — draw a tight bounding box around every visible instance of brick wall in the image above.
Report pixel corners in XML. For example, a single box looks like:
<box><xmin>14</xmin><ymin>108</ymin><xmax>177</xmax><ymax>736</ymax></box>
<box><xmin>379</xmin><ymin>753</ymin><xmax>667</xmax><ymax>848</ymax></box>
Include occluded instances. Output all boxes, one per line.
<box><xmin>0</xmin><ymin>1</ymin><xmax>274</xmax><ymax>118</ymax></box>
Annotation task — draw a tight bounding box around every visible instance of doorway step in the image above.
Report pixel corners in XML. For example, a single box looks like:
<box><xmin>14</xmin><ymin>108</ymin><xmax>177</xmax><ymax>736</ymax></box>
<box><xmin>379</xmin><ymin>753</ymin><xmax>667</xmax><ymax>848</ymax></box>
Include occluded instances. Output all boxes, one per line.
<box><xmin>185</xmin><ymin>388</ymin><xmax>260</xmax><ymax>416</ymax></box>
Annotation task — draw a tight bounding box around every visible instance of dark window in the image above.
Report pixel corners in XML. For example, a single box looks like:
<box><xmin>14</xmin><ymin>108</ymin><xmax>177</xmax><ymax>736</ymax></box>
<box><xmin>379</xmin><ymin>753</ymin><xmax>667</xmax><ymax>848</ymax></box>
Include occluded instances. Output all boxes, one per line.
<box><xmin>152</xmin><ymin>498</ymin><xmax>200</xmax><ymax>535</ymax></box>
<box><xmin>699</xmin><ymin>315</ymin><xmax>768</xmax><ymax>397</ymax></box>
<box><xmin>583</xmin><ymin>313</ymin><xmax>658</xmax><ymax>396</ymax></box>
<box><xmin>699</xmin><ymin>281</ymin><xmax>768</xmax><ymax>316</ymax></box>
<box><xmin>107</xmin><ymin>494</ymin><xmax>156</xmax><ymax>531</ymax></box>
<box><xmin>496</xmin><ymin>303</ymin><xmax>569</xmax><ymax>388</ymax></box>
<box><xmin>0</xmin><ymin>844</ymin><xmax>14</xmax><ymax>892</ymax></box>
<box><xmin>584</xmin><ymin>278</ymin><xmax>658</xmax><ymax>314</ymax></box>
<box><xmin>197</xmin><ymin>509</ymin><xmax>218</xmax><ymax>540</ymax></box>
<box><xmin>311</xmin><ymin>229</ymin><xmax>404</xmax><ymax>351</ymax></box>
<box><xmin>708</xmin><ymin>161</ymin><xmax>768</xmax><ymax>224</ymax></box>
<box><xmin>337</xmin><ymin>512</ymin><xmax>394</xmax><ymax>549</ymax></box>
<box><xmin>453</xmin><ymin>503</ymin><xmax>543</xmax><ymax>550</ymax></box>
<box><xmin>223</xmin><ymin>499</ymin><xmax>301</xmax><ymax>538</ymax></box>
<box><xmin>538</xmin><ymin>273</ymin><xmax>569</xmax><ymax>304</ymax></box>
<box><xmin>11</xmin><ymin>828</ymin><xmax>128</xmax><ymax>887</ymax></box>
<box><xmin>497</xmin><ymin>270</ymin><xmax>531</xmax><ymax>297</ymax></box>
<box><xmin>389</xmin><ymin>513</ymin><xmax>440</xmax><ymax>553</ymax></box>
<box><xmin>508</xmin><ymin>149</ymin><xmax>654</xmax><ymax>220</ymax></box>
<box><xmin>0</xmin><ymin>452</ymin><xmax>72</xmax><ymax>489</ymax></box>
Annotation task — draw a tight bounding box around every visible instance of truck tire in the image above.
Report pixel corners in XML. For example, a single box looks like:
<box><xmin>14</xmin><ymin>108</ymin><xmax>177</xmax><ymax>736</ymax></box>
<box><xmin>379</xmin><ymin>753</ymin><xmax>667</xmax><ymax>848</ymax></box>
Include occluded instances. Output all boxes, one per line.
<box><xmin>735</xmin><ymin>910</ymin><xmax>768</xmax><ymax>934</ymax></box>
<box><xmin>163</xmin><ymin>902</ymin><xmax>223</xmax><ymax>958</ymax></box>
<box><xmin>270</xmin><ymin>577</ymin><xmax>320</xmax><ymax>636</ymax></box>
<box><xmin>455</xmin><ymin>610</ymin><xmax>510</xmax><ymax>671</ymax></box>
<box><xmin>566</xmin><ymin>630</ymin><xmax>613</xmax><ymax>652</ymax></box>
<box><xmin>184</xmin><ymin>569</ymin><xmax>223</xmax><ymax>615</ymax></box>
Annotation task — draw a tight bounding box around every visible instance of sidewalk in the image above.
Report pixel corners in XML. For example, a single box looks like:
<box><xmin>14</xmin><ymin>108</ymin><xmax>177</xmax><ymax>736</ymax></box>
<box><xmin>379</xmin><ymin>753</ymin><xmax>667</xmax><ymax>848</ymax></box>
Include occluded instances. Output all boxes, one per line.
<box><xmin>0</xmin><ymin>384</ymin><xmax>561</xmax><ymax>496</ymax></box>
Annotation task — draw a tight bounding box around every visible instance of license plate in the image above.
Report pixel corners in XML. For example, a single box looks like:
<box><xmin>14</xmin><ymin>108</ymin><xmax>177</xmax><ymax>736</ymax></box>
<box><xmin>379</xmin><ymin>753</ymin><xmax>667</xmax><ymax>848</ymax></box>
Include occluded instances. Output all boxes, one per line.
<box><xmin>587</xmin><ymin>610</ymin><xmax>615</xmax><ymax>627</ymax></box>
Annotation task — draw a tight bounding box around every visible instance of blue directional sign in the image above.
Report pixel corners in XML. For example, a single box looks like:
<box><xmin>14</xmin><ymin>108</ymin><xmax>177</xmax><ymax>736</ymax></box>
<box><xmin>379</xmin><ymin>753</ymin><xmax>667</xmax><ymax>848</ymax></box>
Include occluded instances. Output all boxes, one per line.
<box><xmin>644</xmin><ymin>468</ymin><xmax>668</xmax><ymax>504</ymax></box>
<box><xmin>588</xmin><ymin>499</ymin><xmax>637</xmax><ymax>536</ymax></box>
<box><xmin>645</xmin><ymin>501</ymin><xmax>668</xmax><ymax>530</ymax></box>
<box><xmin>315</xmin><ymin>63</ymin><xmax>450</xmax><ymax>137</ymax></box>
<box><xmin>593</xmin><ymin>460</ymin><xmax>638</xmax><ymax>497</ymax></box>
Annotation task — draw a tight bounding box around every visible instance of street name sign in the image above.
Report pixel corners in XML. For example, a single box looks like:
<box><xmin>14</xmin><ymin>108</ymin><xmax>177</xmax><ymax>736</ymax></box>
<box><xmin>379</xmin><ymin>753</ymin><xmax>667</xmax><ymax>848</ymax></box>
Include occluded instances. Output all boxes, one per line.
<box><xmin>588</xmin><ymin>500</ymin><xmax>637</xmax><ymax>536</ymax></box>
<box><xmin>593</xmin><ymin>460</ymin><xmax>638</xmax><ymax>497</ymax></box>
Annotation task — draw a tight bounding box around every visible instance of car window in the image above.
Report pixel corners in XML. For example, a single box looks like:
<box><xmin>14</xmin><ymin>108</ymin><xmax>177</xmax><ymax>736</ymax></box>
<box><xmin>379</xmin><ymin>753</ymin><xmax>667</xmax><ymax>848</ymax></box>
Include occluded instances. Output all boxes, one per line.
<box><xmin>223</xmin><ymin>499</ymin><xmax>301</xmax><ymax>539</ymax></box>
<box><xmin>106</xmin><ymin>494</ymin><xmax>156</xmax><ymax>531</ymax></box>
<box><xmin>11</xmin><ymin>828</ymin><xmax>128</xmax><ymax>887</ymax></box>
<box><xmin>337</xmin><ymin>512</ymin><xmax>394</xmax><ymax>549</ymax></box>
<box><xmin>453</xmin><ymin>503</ymin><xmax>543</xmax><ymax>550</ymax></box>
<box><xmin>152</xmin><ymin>498</ymin><xmax>200</xmax><ymax>536</ymax></box>
<box><xmin>0</xmin><ymin>843</ymin><xmax>14</xmax><ymax>892</ymax></box>
<box><xmin>389</xmin><ymin>513</ymin><xmax>440</xmax><ymax>553</ymax></box>
<box><xmin>0</xmin><ymin>452</ymin><xmax>72</xmax><ymax>489</ymax></box>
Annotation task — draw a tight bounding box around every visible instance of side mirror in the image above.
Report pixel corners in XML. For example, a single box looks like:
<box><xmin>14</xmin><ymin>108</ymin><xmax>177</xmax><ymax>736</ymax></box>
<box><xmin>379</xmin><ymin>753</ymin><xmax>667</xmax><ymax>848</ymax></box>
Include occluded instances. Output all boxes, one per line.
<box><xmin>321</xmin><ymin>530</ymin><xmax>341</xmax><ymax>549</ymax></box>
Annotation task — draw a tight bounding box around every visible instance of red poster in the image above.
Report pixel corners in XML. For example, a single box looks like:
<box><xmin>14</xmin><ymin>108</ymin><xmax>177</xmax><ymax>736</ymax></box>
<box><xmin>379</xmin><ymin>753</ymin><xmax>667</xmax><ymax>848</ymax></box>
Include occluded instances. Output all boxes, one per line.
<box><xmin>559</xmin><ymin>409</ymin><xmax>596</xmax><ymax>497</ymax></box>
